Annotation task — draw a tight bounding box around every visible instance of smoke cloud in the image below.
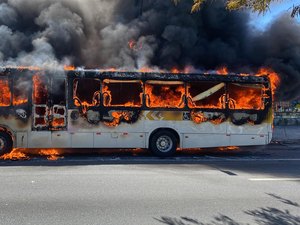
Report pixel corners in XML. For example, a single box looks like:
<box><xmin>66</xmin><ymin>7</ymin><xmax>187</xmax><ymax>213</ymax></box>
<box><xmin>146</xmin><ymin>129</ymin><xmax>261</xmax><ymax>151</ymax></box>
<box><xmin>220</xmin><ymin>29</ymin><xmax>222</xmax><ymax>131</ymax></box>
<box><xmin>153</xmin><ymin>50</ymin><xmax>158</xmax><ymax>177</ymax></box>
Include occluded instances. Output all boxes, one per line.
<box><xmin>0</xmin><ymin>0</ymin><xmax>299</xmax><ymax>100</ymax></box>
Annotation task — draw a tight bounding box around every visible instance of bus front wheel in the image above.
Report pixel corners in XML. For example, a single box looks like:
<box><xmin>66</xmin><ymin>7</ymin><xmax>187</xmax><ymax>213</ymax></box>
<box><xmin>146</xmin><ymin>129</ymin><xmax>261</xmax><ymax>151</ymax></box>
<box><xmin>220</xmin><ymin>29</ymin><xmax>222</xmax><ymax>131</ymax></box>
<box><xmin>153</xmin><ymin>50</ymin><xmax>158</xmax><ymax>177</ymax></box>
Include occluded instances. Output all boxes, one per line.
<box><xmin>0</xmin><ymin>132</ymin><xmax>13</xmax><ymax>155</ymax></box>
<box><xmin>149</xmin><ymin>130</ymin><xmax>177</xmax><ymax>157</ymax></box>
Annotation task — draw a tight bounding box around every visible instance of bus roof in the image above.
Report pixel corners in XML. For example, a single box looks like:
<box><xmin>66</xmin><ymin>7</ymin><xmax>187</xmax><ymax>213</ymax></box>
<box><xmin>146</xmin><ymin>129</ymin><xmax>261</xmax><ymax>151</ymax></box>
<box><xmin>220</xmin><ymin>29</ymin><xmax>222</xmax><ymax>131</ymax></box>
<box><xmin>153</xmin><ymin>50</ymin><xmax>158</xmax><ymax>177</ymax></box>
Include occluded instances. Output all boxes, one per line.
<box><xmin>0</xmin><ymin>67</ymin><xmax>269</xmax><ymax>84</ymax></box>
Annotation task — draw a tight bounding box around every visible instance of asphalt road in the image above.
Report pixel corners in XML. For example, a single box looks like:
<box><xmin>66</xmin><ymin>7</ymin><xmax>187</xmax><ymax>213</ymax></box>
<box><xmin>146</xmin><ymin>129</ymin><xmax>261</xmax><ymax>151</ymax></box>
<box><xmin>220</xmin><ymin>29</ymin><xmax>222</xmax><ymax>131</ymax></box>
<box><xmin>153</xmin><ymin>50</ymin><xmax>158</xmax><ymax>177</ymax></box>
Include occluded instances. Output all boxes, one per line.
<box><xmin>0</xmin><ymin>144</ymin><xmax>300</xmax><ymax>225</ymax></box>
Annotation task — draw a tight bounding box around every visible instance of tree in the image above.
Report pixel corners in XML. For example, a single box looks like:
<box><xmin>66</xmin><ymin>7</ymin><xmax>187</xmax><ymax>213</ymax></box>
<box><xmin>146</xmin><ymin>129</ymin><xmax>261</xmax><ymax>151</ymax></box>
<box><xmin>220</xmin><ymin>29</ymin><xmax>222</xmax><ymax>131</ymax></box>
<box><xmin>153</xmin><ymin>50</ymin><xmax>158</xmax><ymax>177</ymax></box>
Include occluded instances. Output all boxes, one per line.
<box><xmin>173</xmin><ymin>0</ymin><xmax>300</xmax><ymax>17</ymax></box>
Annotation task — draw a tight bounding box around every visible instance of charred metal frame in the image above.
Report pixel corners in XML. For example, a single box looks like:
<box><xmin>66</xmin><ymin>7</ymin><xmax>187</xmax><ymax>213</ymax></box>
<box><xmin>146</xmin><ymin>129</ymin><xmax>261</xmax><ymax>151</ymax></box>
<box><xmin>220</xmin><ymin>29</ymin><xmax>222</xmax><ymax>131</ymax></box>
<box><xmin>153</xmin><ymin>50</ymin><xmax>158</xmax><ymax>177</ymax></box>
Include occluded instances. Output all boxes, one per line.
<box><xmin>67</xmin><ymin>70</ymin><xmax>272</xmax><ymax>125</ymax></box>
<box><xmin>0</xmin><ymin>68</ymin><xmax>272</xmax><ymax>129</ymax></box>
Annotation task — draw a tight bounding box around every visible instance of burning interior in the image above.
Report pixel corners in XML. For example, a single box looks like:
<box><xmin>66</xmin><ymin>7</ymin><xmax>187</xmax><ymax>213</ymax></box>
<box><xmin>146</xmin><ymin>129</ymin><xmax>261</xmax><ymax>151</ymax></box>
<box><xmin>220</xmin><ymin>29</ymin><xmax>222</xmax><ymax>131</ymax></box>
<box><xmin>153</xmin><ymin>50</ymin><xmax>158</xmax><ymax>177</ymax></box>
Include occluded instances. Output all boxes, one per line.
<box><xmin>145</xmin><ymin>81</ymin><xmax>185</xmax><ymax>108</ymax></box>
<box><xmin>0</xmin><ymin>68</ymin><xmax>273</xmax><ymax>130</ymax></box>
<box><xmin>187</xmin><ymin>81</ymin><xmax>226</xmax><ymax>109</ymax></box>
<box><xmin>73</xmin><ymin>78</ymin><xmax>101</xmax><ymax>112</ymax></box>
<box><xmin>103</xmin><ymin>79</ymin><xmax>143</xmax><ymax>107</ymax></box>
<box><xmin>228</xmin><ymin>83</ymin><xmax>265</xmax><ymax>110</ymax></box>
<box><xmin>0</xmin><ymin>78</ymin><xmax>11</xmax><ymax>107</ymax></box>
<box><xmin>13</xmin><ymin>77</ymin><xmax>29</xmax><ymax>106</ymax></box>
<box><xmin>51</xmin><ymin>79</ymin><xmax>67</xmax><ymax>128</ymax></box>
<box><xmin>33</xmin><ymin>75</ymin><xmax>49</xmax><ymax>128</ymax></box>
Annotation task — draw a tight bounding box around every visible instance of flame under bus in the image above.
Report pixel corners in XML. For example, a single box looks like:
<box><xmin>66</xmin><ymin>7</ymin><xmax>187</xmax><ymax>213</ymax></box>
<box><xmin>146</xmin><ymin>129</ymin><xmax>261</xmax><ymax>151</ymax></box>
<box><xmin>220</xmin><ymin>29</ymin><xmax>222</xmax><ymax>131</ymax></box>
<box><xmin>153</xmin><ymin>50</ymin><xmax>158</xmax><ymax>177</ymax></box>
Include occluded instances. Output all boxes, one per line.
<box><xmin>0</xmin><ymin>68</ymin><xmax>273</xmax><ymax>156</ymax></box>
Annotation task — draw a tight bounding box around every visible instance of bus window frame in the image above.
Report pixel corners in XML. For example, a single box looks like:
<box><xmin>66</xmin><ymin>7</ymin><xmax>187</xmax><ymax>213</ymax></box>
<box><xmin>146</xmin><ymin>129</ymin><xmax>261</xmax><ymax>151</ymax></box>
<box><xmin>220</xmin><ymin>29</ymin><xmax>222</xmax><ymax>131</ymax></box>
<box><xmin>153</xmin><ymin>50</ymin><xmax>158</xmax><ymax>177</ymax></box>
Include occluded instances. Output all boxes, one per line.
<box><xmin>70</xmin><ymin>77</ymin><xmax>101</xmax><ymax>109</ymax></box>
<box><xmin>227</xmin><ymin>82</ymin><xmax>266</xmax><ymax>111</ymax></box>
<box><xmin>144</xmin><ymin>80</ymin><xmax>186</xmax><ymax>109</ymax></box>
<box><xmin>186</xmin><ymin>81</ymin><xmax>226</xmax><ymax>110</ymax></box>
<box><xmin>12</xmin><ymin>76</ymin><xmax>30</xmax><ymax>106</ymax></box>
<box><xmin>102</xmin><ymin>79</ymin><xmax>144</xmax><ymax>108</ymax></box>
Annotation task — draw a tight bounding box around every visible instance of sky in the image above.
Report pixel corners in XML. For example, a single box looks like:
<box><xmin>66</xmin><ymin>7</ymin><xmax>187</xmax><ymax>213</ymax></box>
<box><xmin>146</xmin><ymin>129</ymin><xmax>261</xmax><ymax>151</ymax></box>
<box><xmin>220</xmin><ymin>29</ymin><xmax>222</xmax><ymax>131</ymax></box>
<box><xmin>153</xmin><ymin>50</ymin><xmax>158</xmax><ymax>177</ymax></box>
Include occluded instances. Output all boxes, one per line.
<box><xmin>250</xmin><ymin>0</ymin><xmax>300</xmax><ymax>30</ymax></box>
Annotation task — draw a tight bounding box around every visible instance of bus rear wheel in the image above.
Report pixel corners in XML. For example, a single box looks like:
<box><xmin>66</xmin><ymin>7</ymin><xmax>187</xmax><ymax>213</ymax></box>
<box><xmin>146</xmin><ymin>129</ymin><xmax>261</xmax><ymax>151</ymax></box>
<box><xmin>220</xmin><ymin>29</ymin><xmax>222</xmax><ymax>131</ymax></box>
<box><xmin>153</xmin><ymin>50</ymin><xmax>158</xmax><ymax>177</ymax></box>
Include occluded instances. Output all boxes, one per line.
<box><xmin>0</xmin><ymin>132</ymin><xmax>13</xmax><ymax>155</ymax></box>
<box><xmin>149</xmin><ymin>130</ymin><xmax>177</xmax><ymax>157</ymax></box>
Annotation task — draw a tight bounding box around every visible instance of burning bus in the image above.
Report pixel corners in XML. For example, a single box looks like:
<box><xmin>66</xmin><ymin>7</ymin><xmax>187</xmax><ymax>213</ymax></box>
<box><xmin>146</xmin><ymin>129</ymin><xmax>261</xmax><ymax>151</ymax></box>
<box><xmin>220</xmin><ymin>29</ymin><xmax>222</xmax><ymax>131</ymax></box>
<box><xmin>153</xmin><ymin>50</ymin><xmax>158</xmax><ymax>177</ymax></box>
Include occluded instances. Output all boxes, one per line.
<box><xmin>0</xmin><ymin>67</ymin><xmax>274</xmax><ymax>156</ymax></box>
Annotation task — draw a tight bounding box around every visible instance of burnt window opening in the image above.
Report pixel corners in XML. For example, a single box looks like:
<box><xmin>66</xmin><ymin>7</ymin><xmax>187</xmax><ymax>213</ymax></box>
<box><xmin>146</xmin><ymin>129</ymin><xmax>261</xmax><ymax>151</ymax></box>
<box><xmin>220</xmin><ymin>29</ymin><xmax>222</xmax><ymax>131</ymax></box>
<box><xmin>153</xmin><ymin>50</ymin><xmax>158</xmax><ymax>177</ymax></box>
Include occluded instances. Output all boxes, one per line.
<box><xmin>228</xmin><ymin>83</ymin><xmax>265</xmax><ymax>110</ymax></box>
<box><xmin>0</xmin><ymin>78</ymin><xmax>11</xmax><ymax>107</ymax></box>
<box><xmin>145</xmin><ymin>81</ymin><xmax>185</xmax><ymax>108</ymax></box>
<box><xmin>52</xmin><ymin>79</ymin><xmax>66</xmax><ymax>128</ymax></box>
<box><xmin>52</xmin><ymin>79</ymin><xmax>66</xmax><ymax>105</ymax></box>
<box><xmin>103</xmin><ymin>79</ymin><xmax>143</xmax><ymax>107</ymax></box>
<box><xmin>73</xmin><ymin>78</ymin><xmax>100</xmax><ymax>108</ymax></box>
<box><xmin>187</xmin><ymin>82</ymin><xmax>226</xmax><ymax>109</ymax></box>
<box><xmin>33</xmin><ymin>75</ymin><xmax>48</xmax><ymax>105</ymax></box>
<box><xmin>13</xmin><ymin>77</ymin><xmax>29</xmax><ymax>106</ymax></box>
<box><xmin>34</xmin><ymin>117</ymin><xmax>47</xmax><ymax>127</ymax></box>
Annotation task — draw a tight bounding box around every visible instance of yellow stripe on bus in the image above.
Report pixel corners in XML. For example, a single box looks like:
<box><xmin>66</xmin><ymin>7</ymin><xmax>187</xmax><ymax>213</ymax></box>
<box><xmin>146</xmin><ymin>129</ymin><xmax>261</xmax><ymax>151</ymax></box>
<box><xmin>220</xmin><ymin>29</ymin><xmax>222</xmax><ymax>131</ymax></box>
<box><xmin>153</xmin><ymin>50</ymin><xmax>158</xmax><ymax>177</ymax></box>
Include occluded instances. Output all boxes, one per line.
<box><xmin>145</xmin><ymin>111</ymin><xmax>183</xmax><ymax>121</ymax></box>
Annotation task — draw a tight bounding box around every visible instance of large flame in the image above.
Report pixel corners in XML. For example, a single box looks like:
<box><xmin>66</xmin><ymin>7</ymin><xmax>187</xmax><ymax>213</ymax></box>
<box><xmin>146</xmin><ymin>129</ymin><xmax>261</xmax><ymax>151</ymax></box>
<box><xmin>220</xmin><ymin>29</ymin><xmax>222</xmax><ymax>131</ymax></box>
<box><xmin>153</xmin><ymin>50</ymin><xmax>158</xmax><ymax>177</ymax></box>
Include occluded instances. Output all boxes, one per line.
<box><xmin>256</xmin><ymin>67</ymin><xmax>280</xmax><ymax>98</ymax></box>
<box><xmin>216</xmin><ymin>66</ymin><xmax>229</xmax><ymax>75</ymax></box>
<box><xmin>0</xmin><ymin>148</ymin><xmax>63</xmax><ymax>160</ymax></box>
<box><xmin>64</xmin><ymin>65</ymin><xmax>76</xmax><ymax>71</ymax></box>
<box><xmin>145</xmin><ymin>83</ymin><xmax>185</xmax><ymax>108</ymax></box>
<box><xmin>0</xmin><ymin>149</ymin><xmax>29</xmax><ymax>160</ymax></box>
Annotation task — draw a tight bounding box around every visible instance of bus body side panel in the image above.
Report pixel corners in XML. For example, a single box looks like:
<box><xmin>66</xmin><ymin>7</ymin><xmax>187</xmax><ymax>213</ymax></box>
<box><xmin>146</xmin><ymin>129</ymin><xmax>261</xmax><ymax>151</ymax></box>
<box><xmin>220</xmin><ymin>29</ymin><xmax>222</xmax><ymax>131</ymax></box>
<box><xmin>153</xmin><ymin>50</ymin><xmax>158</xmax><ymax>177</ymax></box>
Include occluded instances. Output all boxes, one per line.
<box><xmin>27</xmin><ymin>131</ymin><xmax>52</xmax><ymax>148</ymax></box>
<box><xmin>227</xmin><ymin>122</ymin><xmax>271</xmax><ymax>146</ymax></box>
<box><xmin>0</xmin><ymin>114</ymin><xmax>32</xmax><ymax>148</ymax></box>
<box><xmin>67</xmin><ymin>109</ymin><xmax>146</xmax><ymax>148</ymax></box>
<box><xmin>142</xmin><ymin>110</ymin><xmax>229</xmax><ymax>148</ymax></box>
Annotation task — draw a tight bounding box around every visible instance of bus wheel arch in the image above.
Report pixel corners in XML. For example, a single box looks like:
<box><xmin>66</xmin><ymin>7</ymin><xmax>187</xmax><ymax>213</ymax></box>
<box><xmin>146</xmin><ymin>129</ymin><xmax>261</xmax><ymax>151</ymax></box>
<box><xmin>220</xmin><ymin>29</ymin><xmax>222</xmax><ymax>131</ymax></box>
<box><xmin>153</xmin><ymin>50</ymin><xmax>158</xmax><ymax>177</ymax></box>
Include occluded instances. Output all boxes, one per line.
<box><xmin>149</xmin><ymin>128</ymin><xmax>179</xmax><ymax>157</ymax></box>
<box><xmin>0</xmin><ymin>130</ymin><xmax>13</xmax><ymax>155</ymax></box>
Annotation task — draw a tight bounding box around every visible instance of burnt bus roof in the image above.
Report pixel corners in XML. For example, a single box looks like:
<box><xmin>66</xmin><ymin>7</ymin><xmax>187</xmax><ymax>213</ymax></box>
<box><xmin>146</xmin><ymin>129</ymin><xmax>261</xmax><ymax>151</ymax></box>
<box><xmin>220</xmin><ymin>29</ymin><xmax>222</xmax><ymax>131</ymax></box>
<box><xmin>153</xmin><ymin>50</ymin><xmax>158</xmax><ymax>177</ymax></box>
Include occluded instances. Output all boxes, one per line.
<box><xmin>0</xmin><ymin>67</ymin><xmax>270</xmax><ymax>84</ymax></box>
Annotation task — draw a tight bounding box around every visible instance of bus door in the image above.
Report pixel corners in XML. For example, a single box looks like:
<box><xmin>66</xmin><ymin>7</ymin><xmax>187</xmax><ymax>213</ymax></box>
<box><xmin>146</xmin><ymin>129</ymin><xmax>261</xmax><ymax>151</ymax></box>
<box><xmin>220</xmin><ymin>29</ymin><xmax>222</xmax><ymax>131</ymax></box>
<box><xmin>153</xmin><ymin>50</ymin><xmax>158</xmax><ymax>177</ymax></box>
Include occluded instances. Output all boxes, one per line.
<box><xmin>32</xmin><ymin>76</ymin><xmax>67</xmax><ymax>131</ymax></box>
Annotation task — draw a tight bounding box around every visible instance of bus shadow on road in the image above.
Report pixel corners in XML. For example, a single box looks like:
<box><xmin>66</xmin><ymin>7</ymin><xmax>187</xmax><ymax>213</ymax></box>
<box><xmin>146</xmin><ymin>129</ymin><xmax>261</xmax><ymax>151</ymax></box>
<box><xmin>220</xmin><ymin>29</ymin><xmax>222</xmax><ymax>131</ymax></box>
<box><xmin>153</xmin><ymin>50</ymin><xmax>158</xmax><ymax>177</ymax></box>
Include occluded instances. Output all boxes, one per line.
<box><xmin>155</xmin><ymin>194</ymin><xmax>300</xmax><ymax>225</ymax></box>
<box><xmin>0</xmin><ymin>145</ymin><xmax>271</xmax><ymax>166</ymax></box>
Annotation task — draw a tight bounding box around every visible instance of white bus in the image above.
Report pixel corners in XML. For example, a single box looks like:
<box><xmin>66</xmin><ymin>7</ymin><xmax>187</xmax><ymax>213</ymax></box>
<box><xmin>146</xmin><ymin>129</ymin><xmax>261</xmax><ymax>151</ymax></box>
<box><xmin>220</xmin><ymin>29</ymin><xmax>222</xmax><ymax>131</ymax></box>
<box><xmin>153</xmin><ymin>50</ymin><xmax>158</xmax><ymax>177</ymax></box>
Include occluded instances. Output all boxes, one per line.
<box><xmin>0</xmin><ymin>68</ymin><xmax>273</xmax><ymax>156</ymax></box>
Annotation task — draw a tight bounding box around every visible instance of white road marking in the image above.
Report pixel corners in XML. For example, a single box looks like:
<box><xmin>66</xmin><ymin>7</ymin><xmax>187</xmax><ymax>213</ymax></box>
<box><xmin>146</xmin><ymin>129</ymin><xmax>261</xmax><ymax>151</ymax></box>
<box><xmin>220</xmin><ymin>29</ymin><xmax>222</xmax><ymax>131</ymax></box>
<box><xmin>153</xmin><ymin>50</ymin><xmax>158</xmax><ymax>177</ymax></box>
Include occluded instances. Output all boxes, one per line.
<box><xmin>249</xmin><ymin>178</ymin><xmax>300</xmax><ymax>181</ymax></box>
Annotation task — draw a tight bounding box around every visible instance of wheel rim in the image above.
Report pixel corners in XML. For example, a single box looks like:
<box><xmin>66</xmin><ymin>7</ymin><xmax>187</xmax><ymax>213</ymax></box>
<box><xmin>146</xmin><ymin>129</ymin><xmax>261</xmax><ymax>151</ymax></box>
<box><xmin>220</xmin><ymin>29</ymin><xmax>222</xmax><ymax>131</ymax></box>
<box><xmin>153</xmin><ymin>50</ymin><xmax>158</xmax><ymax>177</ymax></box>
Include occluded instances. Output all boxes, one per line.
<box><xmin>0</xmin><ymin>137</ymin><xmax>5</xmax><ymax>151</ymax></box>
<box><xmin>156</xmin><ymin>135</ymin><xmax>173</xmax><ymax>152</ymax></box>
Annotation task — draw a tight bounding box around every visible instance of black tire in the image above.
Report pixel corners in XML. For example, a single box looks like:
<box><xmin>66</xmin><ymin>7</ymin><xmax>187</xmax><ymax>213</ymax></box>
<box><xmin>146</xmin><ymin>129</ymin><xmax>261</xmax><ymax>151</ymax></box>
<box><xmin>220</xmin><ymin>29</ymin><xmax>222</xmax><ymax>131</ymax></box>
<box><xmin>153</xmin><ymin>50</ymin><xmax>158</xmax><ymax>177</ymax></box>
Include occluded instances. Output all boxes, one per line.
<box><xmin>149</xmin><ymin>130</ymin><xmax>177</xmax><ymax>157</ymax></box>
<box><xmin>0</xmin><ymin>132</ymin><xmax>13</xmax><ymax>155</ymax></box>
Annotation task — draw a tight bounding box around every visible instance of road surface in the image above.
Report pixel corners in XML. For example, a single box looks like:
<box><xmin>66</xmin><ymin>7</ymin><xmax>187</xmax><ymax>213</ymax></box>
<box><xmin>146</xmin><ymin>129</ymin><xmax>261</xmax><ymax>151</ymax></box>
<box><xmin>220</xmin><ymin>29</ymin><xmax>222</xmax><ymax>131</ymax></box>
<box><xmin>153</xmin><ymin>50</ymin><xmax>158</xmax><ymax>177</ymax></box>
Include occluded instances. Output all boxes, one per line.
<box><xmin>0</xmin><ymin>143</ymin><xmax>299</xmax><ymax>225</ymax></box>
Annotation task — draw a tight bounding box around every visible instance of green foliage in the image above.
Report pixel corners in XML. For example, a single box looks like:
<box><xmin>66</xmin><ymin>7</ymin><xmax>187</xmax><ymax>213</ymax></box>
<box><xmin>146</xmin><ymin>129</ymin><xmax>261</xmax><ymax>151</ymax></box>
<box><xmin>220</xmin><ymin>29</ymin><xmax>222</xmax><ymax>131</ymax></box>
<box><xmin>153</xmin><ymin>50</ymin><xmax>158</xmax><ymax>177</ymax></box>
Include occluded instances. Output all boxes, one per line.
<box><xmin>173</xmin><ymin>0</ymin><xmax>299</xmax><ymax>16</ymax></box>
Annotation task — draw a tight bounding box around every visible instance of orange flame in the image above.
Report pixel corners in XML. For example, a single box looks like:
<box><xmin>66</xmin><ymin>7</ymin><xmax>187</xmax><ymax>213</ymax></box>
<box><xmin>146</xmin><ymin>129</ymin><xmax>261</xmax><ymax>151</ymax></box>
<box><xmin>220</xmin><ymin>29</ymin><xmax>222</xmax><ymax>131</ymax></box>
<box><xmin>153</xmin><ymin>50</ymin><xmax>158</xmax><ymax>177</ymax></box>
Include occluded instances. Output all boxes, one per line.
<box><xmin>216</xmin><ymin>66</ymin><xmax>228</xmax><ymax>75</ymax></box>
<box><xmin>0</xmin><ymin>79</ymin><xmax>11</xmax><ymax>106</ymax></box>
<box><xmin>228</xmin><ymin>84</ymin><xmax>265</xmax><ymax>110</ymax></box>
<box><xmin>52</xmin><ymin>118</ymin><xmax>65</xmax><ymax>127</ymax></box>
<box><xmin>8</xmin><ymin>66</ymin><xmax>41</xmax><ymax>71</ymax></box>
<box><xmin>102</xmin><ymin>84</ymin><xmax>142</xmax><ymax>107</ymax></box>
<box><xmin>104</xmin><ymin>111</ymin><xmax>132</xmax><ymax>127</ymax></box>
<box><xmin>13</xmin><ymin>98</ymin><xmax>28</xmax><ymax>106</ymax></box>
<box><xmin>0</xmin><ymin>148</ymin><xmax>63</xmax><ymax>160</ymax></box>
<box><xmin>218</xmin><ymin>146</ymin><xmax>240</xmax><ymax>151</ymax></box>
<box><xmin>128</xmin><ymin>40</ymin><xmax>142</xmax><ymax>51</ymax></box>
<box><xmin>255</xmin><ymin>67</ymin><xmax>280</xmax><ymax>98</ymax></box>
<box><xmin>145</xmin><ymin>83</ymin><xmax>185</xmax><ymax>108</ymax></box>
<box><xmin>128</xmin><ymin>40</ymin><xmax>136</xmax><ymax>49</ymax></box>
<box><xmin>0</xmin><ymin>149</ymin><xmax>29</xmax><ymax>160</ymax></box>
<box><xmin>74</xmin><ymin>99</ymin><xmax>97</xmax><ymax>114</ymax></box>
<box><xmin>139</xmin><ymin>67</ymin><xmax>154</xmax><ymax>73</ymax></box>
<box><xmin>38</xmin><ymin>149</ymin><xmax>63</xmax><ymax>160</ymax></box>
<box><xmin>64</xmin><ymin>65</ymin><xmax>76</xmax><ymax>71</ymax></box>
<box><xmin>171</xmin><ymin>68</ymin><xmax>180</xmax><ymax>73</ymax></box>
<box><xmin>32</xmin><ymin>75</ymin><xmax>48</xmax><ymax>104</ymax></box>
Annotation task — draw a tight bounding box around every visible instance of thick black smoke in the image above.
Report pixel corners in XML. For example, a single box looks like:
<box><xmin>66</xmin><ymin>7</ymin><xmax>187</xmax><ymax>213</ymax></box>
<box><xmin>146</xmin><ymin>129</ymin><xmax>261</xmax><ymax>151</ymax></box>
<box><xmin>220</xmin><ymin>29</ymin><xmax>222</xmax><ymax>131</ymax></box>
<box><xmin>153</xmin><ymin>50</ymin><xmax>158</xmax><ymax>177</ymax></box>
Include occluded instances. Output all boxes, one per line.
<box><xmin>0</xmin><ymin>0</ymin><xmax>299</xmax><ymax>100</ymax></box>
